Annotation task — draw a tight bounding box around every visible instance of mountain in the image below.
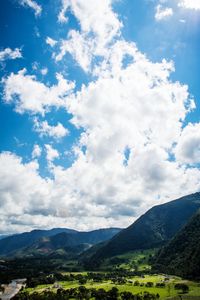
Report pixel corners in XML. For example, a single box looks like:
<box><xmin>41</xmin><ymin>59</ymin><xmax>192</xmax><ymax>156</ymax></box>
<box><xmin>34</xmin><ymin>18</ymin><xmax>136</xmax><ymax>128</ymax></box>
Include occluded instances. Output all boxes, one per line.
<box><xmin>0</xmin><ymin>234</ymin><xmax>10</xmax><ymax>240</ymax></box>
<box><xmin>0</xmin><ymin>227</ymin><xmax>121</xmax><ymax>257</ymax></box>
<box><xmin>153</xmin><ymin>210</ymin><xmax>200</xmax><ymax>279</ymax></box>
<box><xmin>16</xmin><ymin>233</ymin><xmax>91</xmax><ymax>257</ymax></box>
<box><xmin>0</xmin><ymin>228</ymin><xmax>76</xmax><ymax>256</ymax></box>
<box><xmin>86</xmin><ymin>193</ymin><xmax>200</xmax><ymax>264</ymax></box>
<box><xmin>16</xmin><ymin>228</ymin><xmax>122</xmax><ymax>257</ymax></box>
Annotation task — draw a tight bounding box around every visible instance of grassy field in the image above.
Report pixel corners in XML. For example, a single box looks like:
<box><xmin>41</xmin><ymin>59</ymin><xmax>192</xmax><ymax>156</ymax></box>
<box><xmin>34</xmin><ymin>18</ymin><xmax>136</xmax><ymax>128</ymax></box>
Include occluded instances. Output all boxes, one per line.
<box><xmin>25</xmin><ymin>274</ymin><xmax>200</xmax><ymax>299</ymax></box>
<box><xmin>104</xmin><ymin>249</ymin><xmax>155</xmax><ymax>271</ymax></box>
<box><xmin>23</xmin><ymin>251</ymin><xmax>200</xmax><ymax>299</ymax></box>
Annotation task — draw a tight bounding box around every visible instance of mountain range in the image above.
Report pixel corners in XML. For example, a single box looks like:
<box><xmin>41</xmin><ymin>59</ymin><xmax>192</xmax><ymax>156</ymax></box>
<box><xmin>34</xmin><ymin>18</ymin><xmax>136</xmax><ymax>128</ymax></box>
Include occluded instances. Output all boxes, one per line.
<box><xmin>0</xmin><ymin>228</ymin><xmax>121</xmax><ymax>257</ymax></box>
<box><xmin>1</xmin><ymin>192</ymin><xmax>200</xmax><ymax>279</ymax></box>
<box><xmin>82</xmin><ymin>192</ymin><xmax>200</xmax><ymax>266</ymax></box>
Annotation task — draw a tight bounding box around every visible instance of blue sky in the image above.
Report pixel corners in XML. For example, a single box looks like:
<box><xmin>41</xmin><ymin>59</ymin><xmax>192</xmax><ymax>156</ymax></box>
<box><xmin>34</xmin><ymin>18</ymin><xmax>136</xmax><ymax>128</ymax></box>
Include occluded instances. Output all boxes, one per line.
<box><xmin>0</xmin><ymin>0</ymin><xmax>200</xmax><ymax>234</ymax></box>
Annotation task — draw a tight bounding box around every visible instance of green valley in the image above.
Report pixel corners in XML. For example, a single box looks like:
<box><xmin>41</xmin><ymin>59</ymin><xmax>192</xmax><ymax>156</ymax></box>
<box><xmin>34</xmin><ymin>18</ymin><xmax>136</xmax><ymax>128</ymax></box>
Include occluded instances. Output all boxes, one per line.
<box><xmin>1</xmin><ymin>193</ymin><xmax>200</xmax><ymax>300</ymax></box>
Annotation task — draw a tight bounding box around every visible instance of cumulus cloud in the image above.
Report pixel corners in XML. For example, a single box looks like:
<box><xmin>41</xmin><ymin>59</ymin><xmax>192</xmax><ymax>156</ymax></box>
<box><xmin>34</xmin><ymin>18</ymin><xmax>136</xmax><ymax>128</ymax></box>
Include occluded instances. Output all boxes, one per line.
<box><xmin>41</xmin><ymin>68</ymin><xmax>48</xmax><ymax>76</ymax></box>
<box><xmin>32</xmin><ymin>144</ymin><xmax>42</xmax><ymax>158</ymax></box>
<box><xmin>175</xmin><ymin>123</ymin><xmax>200</xmax><ymax>164</ymax></box>
<box><xmin>1</xmin><ymin>142</ymin><xmax>200</xmax><ymax>234</ymax></box>
<box><xmin>56</xmin><ymin>0</ymin><xmax>122</xmax><ymax>71</ymax></box>
<box><xmin>55</xmin><ymin>30</ymin><xmax>93</xmax><ymax>71</ymax></box>
<box><xmin>0</xmin><ymin>152</ymin><xmax>50</xmax><ymax>233</ymax></box>
<box><xmin>3</xmin><ymin>69</ymin><xmax>75</xmax><ymax>115</ymax></box>
<box><xmin>58</xmin><ymin>0</ymin><xmax>69</xmax><ymax>23</ymax></box>
<box><xmin>0</xmin><ymin>48</ymin><xmax>22</xmax><ymax>61</ymax></box>
<box><xmin>58</xmin><ymin>0</ymin><xmax>122</xmax><ymax>40</ymax></box>
<box><xmin>68</xmin><ymin>40</ymin><xmax>193</xmax><ymax>150</ymax></box>
<box><xmin>46</xmin><ymin>37</ymin><xmax>57</xmax><ymax>47</ymax></box>
<box><xmin>34</xmin><ymin>118</ymin><xmax>69</xmax><ymax>139</ymax></box>
<box><xmin>155</xmin><ymin>4</ymin><xmax>173</xmax><ymax>21</ymax></box>
<box><xmin>45</xmin><ymin>144</ymin><xmax>59</xmax><ymax>162</ymax></box>
<box><xmin>19</xmin><ymin>0</ymin><xmax>42</xmax><ymax>16</ymax></box>
<box><xmin>178</xmin><ymin>0</ymin><xmax>200</xmax><ymax>10</ymax></box>
<box><xmin>2</xmin><ymin>39</ymin><xmax>199</xmax><ymax>233</ymax></box>
<box><xmin>1</xmin><ymin>0</ymin><xmax>200</xmax><ymax>234</ymax></box>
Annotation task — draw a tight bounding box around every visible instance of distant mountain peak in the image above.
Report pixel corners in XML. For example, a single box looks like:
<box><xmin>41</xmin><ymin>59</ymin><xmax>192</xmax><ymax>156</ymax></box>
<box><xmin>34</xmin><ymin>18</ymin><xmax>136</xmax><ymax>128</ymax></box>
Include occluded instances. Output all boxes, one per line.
<box><xmin>0</xmin><ymin>227</ymin><xmax>121</xmax><ymax>257</ymax></box>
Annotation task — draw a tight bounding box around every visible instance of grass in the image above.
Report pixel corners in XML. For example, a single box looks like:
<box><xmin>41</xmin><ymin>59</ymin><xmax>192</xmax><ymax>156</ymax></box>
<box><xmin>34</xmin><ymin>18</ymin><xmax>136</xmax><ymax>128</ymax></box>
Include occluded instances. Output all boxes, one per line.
<box><xmin>25</xmin><ymin>273</ymin><xmax>200</xmax><ymax>299</ymax></box>
<box><xmin>101</xmin><ymin>249</ymin><xmax>155</xmax><ymax>271</ymax></box>
<box><xmin>23</xmin><ymin>250</ymin><xmax>200</xmax><ymax>299</ymax></box>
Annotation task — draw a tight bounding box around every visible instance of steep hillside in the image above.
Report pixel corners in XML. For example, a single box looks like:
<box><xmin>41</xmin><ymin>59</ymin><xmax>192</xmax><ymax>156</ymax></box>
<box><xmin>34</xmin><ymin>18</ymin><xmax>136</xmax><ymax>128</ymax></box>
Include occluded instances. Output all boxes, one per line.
<box><xmin>87</xmin><ymin>193</ymin><xmax>200</xmax><ymax>264</ymax></box>
<box><xmin>153</xmin><ymin>210</ymin><xmax>200</xmax><ymax>279</ymax></box>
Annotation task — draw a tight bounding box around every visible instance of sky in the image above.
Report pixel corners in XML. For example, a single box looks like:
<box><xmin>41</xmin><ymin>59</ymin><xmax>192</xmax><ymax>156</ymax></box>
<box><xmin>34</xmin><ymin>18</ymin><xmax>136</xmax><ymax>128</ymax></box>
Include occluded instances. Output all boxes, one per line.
<box><xmin>0</xmin><ymin>0</ymin><xmax>200</xmax><ymax>234</ymax></box>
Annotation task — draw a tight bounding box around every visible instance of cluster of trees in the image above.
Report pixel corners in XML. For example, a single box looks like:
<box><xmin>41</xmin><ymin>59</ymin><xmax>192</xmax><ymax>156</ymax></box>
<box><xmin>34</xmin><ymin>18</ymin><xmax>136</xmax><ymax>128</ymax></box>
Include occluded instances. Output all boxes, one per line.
<box><xmin>0</xmin><ymin>255</ymin><xmax>92</xmax><ymax>285</ymax></box>
<box><xmin>0</xmin><ymin>257</ymin><xmax>76</xmax><ymax>284</ymax></box>
<box><xmin>174</xmin><ymin>283</ymin><xmax>189</xmax><ymax>293</ymax></box>
<box><xmin>133</xmin><ymin>281</ymin><xmax>165</xmax><ymax>288</ymax></box>
<box><xmin>26</xmin><ymin>271</ymin><xmax>140</xmax><ymax>288</ymax></box>
<box><xmin>1</xmin><ymin>254</ymin><xmax>149</xmax><ymax>285</ymax></box>
<box><xmin>13</xmin><ymin>286</ymin><xmax>160</xmax><ymax>300</ymax></box>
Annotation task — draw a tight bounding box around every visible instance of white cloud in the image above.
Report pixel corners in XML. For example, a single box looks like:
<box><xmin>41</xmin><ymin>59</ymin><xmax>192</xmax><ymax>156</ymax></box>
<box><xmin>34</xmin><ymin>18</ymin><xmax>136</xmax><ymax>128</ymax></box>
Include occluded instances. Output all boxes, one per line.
<box><xmin>0</xmin><ymin>48</ymin><xmax>22</xmax><ymax>61</ymax></box>
<box><xmin>175</xmin><ymin>123</ymin><xmax>200</xmax><ymax>164</ymax></box>
<box><xmin>0</xmin><ymin>151</ymin><xmax>127</xmax><ymax>234</ymax></box>
<box><xmin>32</xmin><ymin>144</ymin><xmax>42</xmax><ymax>159</ymax></box>
<box><xmin>1</xmin><ymin>0</ymin><xmax>200</xmax><ymax>234</ymax></box>
<box><xmin>58</xmin><ymin>0</ymin><xmax>69</xmax><ymax>23</ymax></box>
<box><xmin>53</xmin><ymin>39</ymin><xmax>197</xmax><ymax>227</ymax></box>
<box><xmin>45</xmin><ymin>144</ymin><xmax>59</xmax><ymax>162</ymax></box>
<box><xmin>32</xmin><ymin>61</ymin><xmax>39</xmax><ymax>71</ymax></box>
<box><xmin>3</xmin><ymin>69</ymin><xmax>75</xmax><ymax>115</ymax></box>
<box><xmin>56</xmin><ymin>0</ymin><xmax>122</xmax><ymax>71</ymax></box>
<box><xmin>46</xmin><ymin>37</ymin><xmax>57</xmax><ymax>47</ymax></box>
<box><xmin>179</xmin><ymin>0</ymin><xmax>200</xmax><ymax>10</ymax></box>
<box><xmin>0</xmin><ymin>152</ymin><xmax>51</xmax><ymax>233</ymax></box>
<box><xmin>68</xmin><ymin>40</ymin><xmax>193</xmax><ymax>150</ymax></box>
<box><xmin>31</xmin><ymin>63</ymin><xmax>48</xmax><ymax>75</ymax></box>
<box><xmin>58</xmin><ymin>0</ymin><xmax>121</xmax><ymax>41</ymax></box>
<box><xmin>155</xmin><ymin>4</ymin><xmax>173</xmax><ymax>21</ymax></box>
<box><xmin>41</xmin><ymin>68</ymin><xmax>48</xmax><ymax>76</ymax></box>
<box><xmin>19</xmin><ymin>0</ymin><xmax>42</xmax><ymax>16</ymax></box>
<box><xmin>55</xmin><ymin>30</ymin><xmax>93</xmax><ymax>71</ymax></box>
<box><xmin>34</xmin><ymin>118</ymin><xmax>69</xmax><ymax>139</ymax></box>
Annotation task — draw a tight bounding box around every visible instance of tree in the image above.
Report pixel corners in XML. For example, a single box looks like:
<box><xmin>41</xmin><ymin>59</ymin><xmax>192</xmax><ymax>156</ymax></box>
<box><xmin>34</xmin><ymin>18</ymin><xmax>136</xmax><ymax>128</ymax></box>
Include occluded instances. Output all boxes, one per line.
<box><xmin>78</xmin><ymin>277</ymin><xmax>87</xmax><ymax>285</ymax></box>
<box><xmin>134</xmin><ymin>280</ymin><xmax>140</xmax><ymax>286</ymax></box>
<box><xmin>107</xmin><ymin>287</ymin><xmax>119</xmax><ymax>299</ymax></box>
<box><xmin>120</xmin><ymin>291</ymin><xmax>135</xmax><ymax>300</ymax></box>
<box><xmin>174</xmin><ymin>283</ymin><xmax>189</xmax><ymax>294</ymax></box>
<box><xmin>145</xmin><ymin>282</ymin><xmax>154</xmax><ymax>287</ymax></box>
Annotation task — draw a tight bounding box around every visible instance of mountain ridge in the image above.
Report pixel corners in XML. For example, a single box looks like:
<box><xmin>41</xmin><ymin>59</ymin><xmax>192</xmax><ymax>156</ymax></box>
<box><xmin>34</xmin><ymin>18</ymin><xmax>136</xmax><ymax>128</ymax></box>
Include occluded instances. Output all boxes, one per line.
<box><xmin>84</xmin><ymin>192</ymin><xmax>200</xmax><ymax>265</ymax></box>
<box><xmin>0</xmin><ymin>227</ymin><xmax>122</xmax><ymax>257</ymax></box>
